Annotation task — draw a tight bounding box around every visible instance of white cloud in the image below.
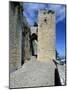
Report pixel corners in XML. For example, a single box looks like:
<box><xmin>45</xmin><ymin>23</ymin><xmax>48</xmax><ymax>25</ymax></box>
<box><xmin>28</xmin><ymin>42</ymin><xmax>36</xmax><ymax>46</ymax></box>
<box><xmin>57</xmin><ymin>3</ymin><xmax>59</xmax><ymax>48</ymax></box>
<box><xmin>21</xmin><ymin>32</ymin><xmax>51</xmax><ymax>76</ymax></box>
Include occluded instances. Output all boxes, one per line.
<box><xmin>23</xmin><ymin>3</ymin><xmax>66</xmax><ymax>25</ymax></box>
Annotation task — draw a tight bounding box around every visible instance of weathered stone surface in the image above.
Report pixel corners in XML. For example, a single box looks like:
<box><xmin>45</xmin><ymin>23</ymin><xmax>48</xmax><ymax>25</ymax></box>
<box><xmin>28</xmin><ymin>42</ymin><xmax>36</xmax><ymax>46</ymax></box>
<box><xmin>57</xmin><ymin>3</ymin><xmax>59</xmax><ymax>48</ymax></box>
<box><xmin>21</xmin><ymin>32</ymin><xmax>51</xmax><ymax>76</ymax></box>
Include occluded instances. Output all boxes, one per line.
<box><xmin>9</xmin><ymin>3</ymin><xmax>22</xmax><ymax>72</ymax></box>
<box><xmin>9</xmin><ymin>6</ymin><xmax>56</xmax><ymax>88</ymax></box>
<box><xmin>38</xmin><ymin>10</ymin><xmax>56</xmax><ymax>61</ymax></box>
<box><xmin>9</xmin><ymin>2</ymin><xmax>31</xmax><ymax>73</ymax></box>
<box><xmin>30</xmin><ymin>27</ymin><xmax>38</xmax><ymax>35</ymax></box>
<box><xmin>10</xmin><ymin>56</ymin><xmax>56</xmax><ymax>88</ymax></box>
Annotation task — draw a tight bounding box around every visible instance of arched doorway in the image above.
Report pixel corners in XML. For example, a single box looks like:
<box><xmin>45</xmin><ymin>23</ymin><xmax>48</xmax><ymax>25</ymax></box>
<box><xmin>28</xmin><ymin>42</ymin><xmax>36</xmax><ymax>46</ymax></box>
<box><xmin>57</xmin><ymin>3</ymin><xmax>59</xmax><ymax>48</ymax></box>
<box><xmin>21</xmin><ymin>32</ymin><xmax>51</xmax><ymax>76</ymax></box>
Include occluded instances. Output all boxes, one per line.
<box><xmin>31</xmin><ymin>33</ymin><xmax>37</xmax><ymax>57</ymax></box>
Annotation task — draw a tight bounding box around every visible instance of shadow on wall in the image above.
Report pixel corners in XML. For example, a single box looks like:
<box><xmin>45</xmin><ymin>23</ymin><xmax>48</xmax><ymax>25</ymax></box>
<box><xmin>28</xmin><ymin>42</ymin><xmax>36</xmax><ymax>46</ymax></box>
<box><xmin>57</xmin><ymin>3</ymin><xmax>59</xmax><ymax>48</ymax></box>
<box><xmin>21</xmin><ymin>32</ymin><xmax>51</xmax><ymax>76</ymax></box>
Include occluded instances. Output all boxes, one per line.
<box><xmin>53</xmin><ymin>59</ymin><xmax>61</xmax><ymax>86</ymax></box>
<box><xmin>55</xmin><ymin>68</ymin><xmax>61</xmax><ymax>86</ymax></box>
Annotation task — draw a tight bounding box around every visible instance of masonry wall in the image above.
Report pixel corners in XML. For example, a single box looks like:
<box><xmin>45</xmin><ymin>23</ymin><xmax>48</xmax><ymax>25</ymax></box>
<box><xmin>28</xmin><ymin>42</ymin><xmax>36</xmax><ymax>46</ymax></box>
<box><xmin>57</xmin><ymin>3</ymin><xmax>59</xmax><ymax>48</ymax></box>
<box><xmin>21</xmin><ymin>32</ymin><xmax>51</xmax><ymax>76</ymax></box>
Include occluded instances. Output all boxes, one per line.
<box><xmin>9</xmin><ymin>2</ymin><xmax>22</xmax><ymax>72</ymax></box>
<box><xmin>9</xmin><ymin>2</ymin><xmax>31</xmax><ymax>72</ymax></box>
<box><xmin>30</xmin><ymin>27</ymin><xmax>38</xmax><ymax>35</ymax></box>
<box><xmin>24</xmin><ymin>27</ymin><xmax>31</xmax><ymax>62</ymax></box>
<box><xmin>38</xmin><ymin>10</ymin><xmax>56</xmax><ymax>61</ymax></box>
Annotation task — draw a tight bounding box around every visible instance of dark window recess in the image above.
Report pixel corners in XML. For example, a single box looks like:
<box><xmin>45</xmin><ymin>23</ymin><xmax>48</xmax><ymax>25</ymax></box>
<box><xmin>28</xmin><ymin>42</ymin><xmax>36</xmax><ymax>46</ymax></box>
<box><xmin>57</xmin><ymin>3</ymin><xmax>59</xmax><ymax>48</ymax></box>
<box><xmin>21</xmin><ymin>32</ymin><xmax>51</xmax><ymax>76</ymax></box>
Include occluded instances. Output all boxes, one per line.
<box><xmin>44</xmin><ymin>18</ymin><xmax>47</xmax><ymax>23</ymax></box>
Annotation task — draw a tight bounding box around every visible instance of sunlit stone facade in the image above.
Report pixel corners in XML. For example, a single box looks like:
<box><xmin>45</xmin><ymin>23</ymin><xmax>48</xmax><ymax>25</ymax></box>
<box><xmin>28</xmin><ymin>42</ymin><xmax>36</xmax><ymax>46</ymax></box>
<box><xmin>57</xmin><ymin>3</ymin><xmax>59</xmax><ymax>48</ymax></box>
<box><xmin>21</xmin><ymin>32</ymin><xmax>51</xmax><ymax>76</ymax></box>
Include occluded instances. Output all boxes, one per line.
<box><xmin>38</xmin><ymin>10</ymin><xmax>56</xmax><ymax>61</ymax></box>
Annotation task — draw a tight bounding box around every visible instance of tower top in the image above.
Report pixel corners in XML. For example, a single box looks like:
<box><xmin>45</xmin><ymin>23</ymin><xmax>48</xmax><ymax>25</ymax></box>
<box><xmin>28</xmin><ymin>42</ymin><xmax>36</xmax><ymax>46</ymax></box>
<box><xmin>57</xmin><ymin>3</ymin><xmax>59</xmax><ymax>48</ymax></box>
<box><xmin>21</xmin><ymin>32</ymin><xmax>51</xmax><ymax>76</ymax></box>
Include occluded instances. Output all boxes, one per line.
<box><xmin>38</xmin><ymin>10</ymin><xmax>55</xmax><ymax>15</ymax></box>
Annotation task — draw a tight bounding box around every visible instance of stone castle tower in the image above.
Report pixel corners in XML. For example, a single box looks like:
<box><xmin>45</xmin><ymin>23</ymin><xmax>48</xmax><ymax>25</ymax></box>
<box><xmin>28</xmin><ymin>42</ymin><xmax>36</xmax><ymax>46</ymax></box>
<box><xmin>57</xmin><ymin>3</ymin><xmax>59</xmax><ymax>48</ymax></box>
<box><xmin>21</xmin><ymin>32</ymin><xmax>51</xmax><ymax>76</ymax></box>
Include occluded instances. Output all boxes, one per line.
<box><xmin>38</xmin><ymin>10</ymin><xmax>56</xmax><ymax>61</ymax></box>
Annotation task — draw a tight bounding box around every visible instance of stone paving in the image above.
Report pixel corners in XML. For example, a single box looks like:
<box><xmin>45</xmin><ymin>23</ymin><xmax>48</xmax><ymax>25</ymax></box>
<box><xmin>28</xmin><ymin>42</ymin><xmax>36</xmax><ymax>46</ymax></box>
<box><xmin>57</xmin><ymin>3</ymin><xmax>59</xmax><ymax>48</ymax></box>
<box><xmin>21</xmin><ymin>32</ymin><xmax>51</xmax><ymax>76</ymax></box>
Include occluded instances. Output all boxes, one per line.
<box><xmin>10</xmin><ymin>56</ymin><xmax>56</xmax><ymax>88</ymax></box>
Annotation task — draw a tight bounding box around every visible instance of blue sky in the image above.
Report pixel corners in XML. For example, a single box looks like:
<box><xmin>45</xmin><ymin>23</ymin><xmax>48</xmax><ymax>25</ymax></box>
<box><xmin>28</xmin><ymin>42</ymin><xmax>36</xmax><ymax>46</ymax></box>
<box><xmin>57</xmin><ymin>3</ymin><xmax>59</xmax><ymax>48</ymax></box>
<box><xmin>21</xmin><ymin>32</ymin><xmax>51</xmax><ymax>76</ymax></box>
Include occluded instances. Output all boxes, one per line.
<box><xmin>23</xmin><ymin>3</ymin><xmax>66</xmax><ymax>57</ymax></box>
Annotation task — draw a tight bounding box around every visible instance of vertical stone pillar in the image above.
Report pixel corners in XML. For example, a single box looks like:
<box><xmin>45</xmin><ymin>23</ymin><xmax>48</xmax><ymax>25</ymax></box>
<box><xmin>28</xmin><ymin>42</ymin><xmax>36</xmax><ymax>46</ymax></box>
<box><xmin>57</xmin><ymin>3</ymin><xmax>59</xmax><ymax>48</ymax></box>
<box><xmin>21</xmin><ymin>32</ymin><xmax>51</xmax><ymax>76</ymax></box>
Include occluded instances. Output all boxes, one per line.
<box><xmin>38</xmin><ymin>10</ymin><xmax>56</xmax><ymax>61</ymax></box>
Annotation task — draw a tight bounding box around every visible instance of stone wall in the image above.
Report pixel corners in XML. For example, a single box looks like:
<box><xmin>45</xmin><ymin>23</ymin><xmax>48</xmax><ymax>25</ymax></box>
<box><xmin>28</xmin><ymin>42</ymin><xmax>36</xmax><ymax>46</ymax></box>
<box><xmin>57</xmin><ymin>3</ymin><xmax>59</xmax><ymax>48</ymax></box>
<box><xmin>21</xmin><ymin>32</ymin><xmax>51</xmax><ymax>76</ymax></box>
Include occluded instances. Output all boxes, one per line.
<box><xmin>24</xmin><ymin>27</ymin><xmax>31</xmax><ymax>62</ymax></box>
<box><xmin>9</xmin><ymin>2</ymin><xmax>31</xmax><ymax>72</ymax></box>
<box><xmin>38</xmin><ymin>10</ymin><xmax>56</xmax><ymax>61</ymax></box>
<box><xmin>30</xmin><ymin>27</ymin><xmax>38</xmax><ymax>35</ymax></box>
<box><xmin>9</xmin><ymin>2</ymin><xmax>22</xmax><ymax>72</ymax></box>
